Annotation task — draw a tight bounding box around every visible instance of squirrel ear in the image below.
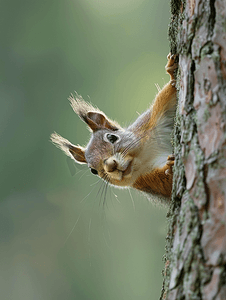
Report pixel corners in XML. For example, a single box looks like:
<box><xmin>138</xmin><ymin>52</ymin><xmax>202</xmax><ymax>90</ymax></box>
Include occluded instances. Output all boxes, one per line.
<box><xmin>50</xmin><ymin>132</ymin><xmax>87</xmax><ymax>164</ymax></box>
<box><xmin>86</xmin><ymin>112</ymin><xmax>119</xmax><ymax>131</ymax></box>
<box><xmin>69</xmin><ymin>146</ymin><xmax>86</xmax><ymax>163</ymax></box>
<box><xmin>69</xmin><ymin>93</ymin><xmax>120</xmax><ymax>132</ymax></box>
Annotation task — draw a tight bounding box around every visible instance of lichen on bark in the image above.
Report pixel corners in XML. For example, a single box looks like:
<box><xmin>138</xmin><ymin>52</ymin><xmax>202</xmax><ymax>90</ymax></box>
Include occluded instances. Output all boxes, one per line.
<box><xmin>160</xmin><ymin>0</ymin><xmax>226</xmax><ymax>299</ymax></box>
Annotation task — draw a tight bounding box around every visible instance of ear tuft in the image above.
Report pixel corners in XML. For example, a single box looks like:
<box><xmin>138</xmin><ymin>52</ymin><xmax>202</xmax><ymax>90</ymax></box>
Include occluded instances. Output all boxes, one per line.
<box><xmin>50</xmin><ymin>132</ymin><xmax>87</xmax><ymax>164</ymax></box>
<box><xmin>69</xmin><ymin>93</ymin><xmax>101</xmax><ymax>130</ymax></box>
<box><xmin>69</xmin><ymin>92</ymin><xmax>121</xmax><ymax>131</ymax></box>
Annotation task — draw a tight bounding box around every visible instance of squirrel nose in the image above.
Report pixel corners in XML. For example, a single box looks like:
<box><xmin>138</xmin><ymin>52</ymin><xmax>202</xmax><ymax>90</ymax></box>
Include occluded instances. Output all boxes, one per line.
<box><xmin>104</xmin><ymin>157</ymin><xmax>118</xmax><ymax>172</ymax></box>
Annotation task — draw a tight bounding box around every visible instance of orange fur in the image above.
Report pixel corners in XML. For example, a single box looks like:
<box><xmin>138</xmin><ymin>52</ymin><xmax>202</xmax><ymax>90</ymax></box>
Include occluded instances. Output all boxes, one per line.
<box><xmin>132</xmin><ymin>164</ymin><xmax>172</xmax><ymax>198</ymax></box>
<box><xmin>149</xmin><ymin>83</ymin><xmax>176</xmax><ymax>128</ymax></box>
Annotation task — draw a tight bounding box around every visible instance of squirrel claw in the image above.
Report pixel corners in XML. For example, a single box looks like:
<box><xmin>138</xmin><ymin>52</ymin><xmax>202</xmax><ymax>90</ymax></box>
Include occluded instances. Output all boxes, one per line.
<box><xmin>167</xmin><ymin>154</ymin><xmax>175</xmax><ymax>161</ymax></box>
<box><xmin>167</xmin><ymin>53</ymin><xmax>176</xmax><ymax>60</ymax></box>
<box><xmin>166</xmin><ymin>53</ymin><xmax>178</xmax><ymax>81</ymax></box>
<box><xmin>165</xmin><ymin>154</ymin><xmax>175</xmax><ymax>175</ymax></box>
<box><xmin>167</xmin><ymin>53</ymin><xmax>178</xmax><ymax>63</ymax></box>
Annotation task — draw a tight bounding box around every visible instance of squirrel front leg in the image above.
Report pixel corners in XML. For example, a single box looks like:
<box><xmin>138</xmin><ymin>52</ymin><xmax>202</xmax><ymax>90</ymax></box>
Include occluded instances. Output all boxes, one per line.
<box><xmin>133</xmin><ymin>155</ymin><xmax>175</xmax><ymax>198</ymax></box>
<box><xmin>148</xmin><ymin>54</ymin><xmax>177</xmax><ymax>129</ymax></box>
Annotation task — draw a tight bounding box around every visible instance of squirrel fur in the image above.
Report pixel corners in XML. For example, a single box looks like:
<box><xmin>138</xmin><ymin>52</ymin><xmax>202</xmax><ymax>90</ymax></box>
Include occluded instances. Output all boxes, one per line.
<box><xmin>51</xmin><ymin>54</ymin><xmax>177</xmax><ymax>202</ymax></box>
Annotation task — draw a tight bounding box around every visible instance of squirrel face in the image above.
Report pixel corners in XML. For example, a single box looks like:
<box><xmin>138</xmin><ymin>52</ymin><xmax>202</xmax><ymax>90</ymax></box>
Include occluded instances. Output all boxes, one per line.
<box><xmin>50</xmin><ymin>94</ymin><xmax>148</xmax><ymax>187</ymax></box>
<box><xmin>85</xmin><ymin>129</ymin><xmax>138</xmax><ymax>186</ymax></box>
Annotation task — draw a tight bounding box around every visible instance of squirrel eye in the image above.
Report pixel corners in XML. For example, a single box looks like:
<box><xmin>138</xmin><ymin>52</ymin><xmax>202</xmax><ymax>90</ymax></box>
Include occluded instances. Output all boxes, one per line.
<box><xmin>90</xmin><ymin>168</ymin><xmax>98</xmax><ymax>175</ymax></box>
<box><xmin>106</xmin><ymin>134</ymin><xmax>119</xmax><ymax>144</ymax></box>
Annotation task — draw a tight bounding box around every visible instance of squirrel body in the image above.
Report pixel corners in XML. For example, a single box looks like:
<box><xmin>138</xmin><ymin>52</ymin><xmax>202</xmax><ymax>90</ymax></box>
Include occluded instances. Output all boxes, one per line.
<box><xmin>51</xmin><ymin>54</ymin><xmax>177</xmax><ymax>202</ymax></box>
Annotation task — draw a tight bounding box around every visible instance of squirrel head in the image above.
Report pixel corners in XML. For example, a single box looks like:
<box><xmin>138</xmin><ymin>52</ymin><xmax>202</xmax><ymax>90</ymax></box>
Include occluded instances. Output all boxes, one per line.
<box><xmin>51</xmin><ymin>93</ymin><xmax>143</xmax><ymax>187</ymax></box>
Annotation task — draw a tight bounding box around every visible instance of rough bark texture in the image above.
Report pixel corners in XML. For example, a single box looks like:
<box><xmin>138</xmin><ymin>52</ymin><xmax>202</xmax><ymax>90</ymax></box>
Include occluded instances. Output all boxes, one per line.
<box><xmin>160</xmin><ymin>0</ymin><xmax>226</xmax><ymax>299</ymax></box>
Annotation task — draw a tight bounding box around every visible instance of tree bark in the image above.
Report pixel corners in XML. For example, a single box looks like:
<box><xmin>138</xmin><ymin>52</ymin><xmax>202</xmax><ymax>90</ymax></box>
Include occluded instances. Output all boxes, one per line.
<box><xmin>160</xmin><ymin>0</ymin><xmax>226</xmax><ymax>299</ymax></box>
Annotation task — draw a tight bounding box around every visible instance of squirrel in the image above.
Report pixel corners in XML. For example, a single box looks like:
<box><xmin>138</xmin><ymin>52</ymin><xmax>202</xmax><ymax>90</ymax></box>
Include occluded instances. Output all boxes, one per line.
<box><xmin>51</xmin><ymin>53</ymin><xmax>177</xmax><ymax>203</ymax></box>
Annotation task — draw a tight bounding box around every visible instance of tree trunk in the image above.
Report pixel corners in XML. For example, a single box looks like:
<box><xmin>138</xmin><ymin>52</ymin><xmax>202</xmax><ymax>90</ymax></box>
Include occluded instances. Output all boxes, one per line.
<box><xmin>160</xmin><ymin>0</ymin><xmax>226</xmax><ymax>299</ymax></box>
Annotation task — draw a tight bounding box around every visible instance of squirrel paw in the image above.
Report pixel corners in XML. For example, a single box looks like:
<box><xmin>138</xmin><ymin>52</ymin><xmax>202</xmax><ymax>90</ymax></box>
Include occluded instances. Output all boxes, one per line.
<box><xmin>165</xmin><ymin>154</ymin><xmax>175</xmax><ymax>175</ymax></box>
<box><xmin>165</xmin><ymin>53</ymin><xmax>178</xmax><ymax>81</ymax></box>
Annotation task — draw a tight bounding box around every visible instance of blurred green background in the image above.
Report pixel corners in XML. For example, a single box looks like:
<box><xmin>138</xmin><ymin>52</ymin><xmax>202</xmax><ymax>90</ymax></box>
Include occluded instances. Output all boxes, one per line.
<box><xmin>1</xmin><ymin>0</ymin><xmax>171</xmax><ymax>299</ymax></box>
